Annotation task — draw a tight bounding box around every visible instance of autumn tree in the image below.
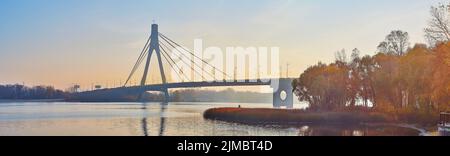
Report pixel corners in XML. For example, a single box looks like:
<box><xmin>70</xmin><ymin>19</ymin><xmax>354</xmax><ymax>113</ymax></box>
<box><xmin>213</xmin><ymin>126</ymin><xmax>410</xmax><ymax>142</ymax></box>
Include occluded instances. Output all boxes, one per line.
<box><xmin>377</xmin><ymin>30</ymin><xmax>410</xmax><ymax>56</ymax></box>
<box><xmin>358</xmin><ymin>55</ymin><xmax>376</xmax><ymax>108</ymax></box>
<box><xmin>397</xmin><ymin>44</ymin><xmax>434</xmax><ymax>111</ymax></box>
<box><xmin>294</xmin><ymin>52</ymin><xmax>358</xmax><ymax>111</ymax></box>
<box><xmin>293</xmin><ymin>63</ymin><xmax>327</xmax><ymax>110</ymax></box>
<box><xmin>347</xmin><ymin>49</ymin><xmax>362</xmax><ymax>107</ymax></box>
<box><xmin>430</xmin><ymin>42</ymin><xmax>450</xmax><ymax>112</ymax></box>
<box><xmin>293</xmin><ymin>42</ymin><xmax>449</xmax><ymax>114</ymax></box>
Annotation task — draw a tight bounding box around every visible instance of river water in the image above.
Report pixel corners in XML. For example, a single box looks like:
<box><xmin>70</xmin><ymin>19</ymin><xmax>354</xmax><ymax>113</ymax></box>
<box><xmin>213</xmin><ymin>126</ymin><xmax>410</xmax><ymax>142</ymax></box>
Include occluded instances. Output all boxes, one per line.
<box><xmin>0</xmin><ymin>102</ymin><xmax>422</xmax><ymax>136</ymax></box>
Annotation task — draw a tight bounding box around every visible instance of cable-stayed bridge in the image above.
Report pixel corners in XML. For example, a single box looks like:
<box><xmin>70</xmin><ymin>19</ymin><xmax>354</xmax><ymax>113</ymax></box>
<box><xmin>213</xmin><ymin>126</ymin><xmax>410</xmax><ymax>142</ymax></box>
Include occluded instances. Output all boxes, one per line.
<box><xmin>74</xmin><ymin>24</ymin><xmax>294</xmax><ymax>108</ymax></box>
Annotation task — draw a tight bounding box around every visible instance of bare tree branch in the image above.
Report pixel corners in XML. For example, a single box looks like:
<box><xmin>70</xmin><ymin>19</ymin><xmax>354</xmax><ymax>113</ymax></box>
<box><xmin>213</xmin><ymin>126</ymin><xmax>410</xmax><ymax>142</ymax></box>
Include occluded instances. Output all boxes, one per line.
<box><xmin>425</xmin><ymin>3</ymin><xmax>450</xmax><ymax>47</ymax></box>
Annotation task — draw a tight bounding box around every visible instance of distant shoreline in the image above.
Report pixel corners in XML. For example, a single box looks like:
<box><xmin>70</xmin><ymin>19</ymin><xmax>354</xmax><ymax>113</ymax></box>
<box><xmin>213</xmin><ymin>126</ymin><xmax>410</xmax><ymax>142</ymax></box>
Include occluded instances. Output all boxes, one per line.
<box><xmin>0</xmin><ymin>99</ymin><xmax>65</xmax><ymax>103</ymax></box>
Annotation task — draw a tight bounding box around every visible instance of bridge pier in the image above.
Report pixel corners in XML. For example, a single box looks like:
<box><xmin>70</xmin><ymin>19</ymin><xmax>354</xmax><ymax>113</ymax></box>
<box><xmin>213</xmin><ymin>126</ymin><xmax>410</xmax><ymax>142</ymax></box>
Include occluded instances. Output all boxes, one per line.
<box><xmin>271</xmin><ymin>78</ymin><xmax>294</xmax><ymax>109</ymax></box>
<box><xmin>138</xmin><ymin>88</ymin><xmax>169</xmax><ymax>102</ymax></box>
<box><xmin>162</xmin><ymin>88</ymin><xmax>170</xmax><ymax>103</ymax></box>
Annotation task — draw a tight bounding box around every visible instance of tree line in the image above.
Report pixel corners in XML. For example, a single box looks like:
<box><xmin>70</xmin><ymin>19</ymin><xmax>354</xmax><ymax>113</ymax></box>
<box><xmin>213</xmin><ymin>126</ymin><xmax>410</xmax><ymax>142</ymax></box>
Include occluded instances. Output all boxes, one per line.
<box><xmin>292</xmin><ymin>3</ymin><xmax>450</xmax><ymax>114</ymax></box>
<box><xmin>0</xmin><ymin>84</ymin><xmax>67</xmax><ymax>100</ymax></box>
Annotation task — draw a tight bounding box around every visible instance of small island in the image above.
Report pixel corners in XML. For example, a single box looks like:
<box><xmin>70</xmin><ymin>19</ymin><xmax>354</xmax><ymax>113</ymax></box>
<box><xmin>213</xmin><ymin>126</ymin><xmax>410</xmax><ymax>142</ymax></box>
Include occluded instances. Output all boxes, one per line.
<box><xmin>203</xmin><ymin>107</ymin><xmax>441</xmax><ymax>134</ymax></box>
<box><xmin>204</xmin><ymin>107</ymin><xmax>393</xmax><ymax>124</ymax></box>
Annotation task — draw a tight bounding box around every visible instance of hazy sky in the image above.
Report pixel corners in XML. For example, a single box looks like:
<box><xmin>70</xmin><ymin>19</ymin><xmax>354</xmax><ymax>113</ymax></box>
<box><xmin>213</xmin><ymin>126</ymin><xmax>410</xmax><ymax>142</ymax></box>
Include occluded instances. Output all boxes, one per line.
<box><xmin>0</xmin><ymin>0</ymin><xmax>445</xmax><ymax>90</ymax></box>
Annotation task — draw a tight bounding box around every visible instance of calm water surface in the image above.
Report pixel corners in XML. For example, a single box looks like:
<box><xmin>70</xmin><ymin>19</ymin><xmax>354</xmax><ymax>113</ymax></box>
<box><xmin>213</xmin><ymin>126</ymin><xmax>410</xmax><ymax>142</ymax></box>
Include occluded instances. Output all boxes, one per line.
<box><xmin>0</xmin><ymin>102</ymin><xmax>421</xmax><ymax>136</ymax></box>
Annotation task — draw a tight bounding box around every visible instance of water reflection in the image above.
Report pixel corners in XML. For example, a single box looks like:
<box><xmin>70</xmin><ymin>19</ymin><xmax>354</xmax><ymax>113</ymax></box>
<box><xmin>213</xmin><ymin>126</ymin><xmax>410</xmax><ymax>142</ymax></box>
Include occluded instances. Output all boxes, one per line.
<box><xmin>159</xmin><ymin>103</ymin><xmax>167</xmax><ymax>136</ymax></box>
<box><xmin>141</xmin><ymin>103</ymin><xmax>149</xmax><ymax>136</ymax></box>
<box><xmin>141</xmin><ymin>118</ymin><xmax>148</xmax><ymax>136</ymax></box>
<box><xmin>296</xmin><ymin>124</ymin><xmax>419</xmax><ymax>136</ymax></box>
<box><xmin>140</xmin><ymin>102</ymin><xmax>167</xmax><ymax>136</ymax></box>
<box><xmin>0</xmin><ymin>102</ymin><xmax>429</xmax><ymax>136</ymax></box>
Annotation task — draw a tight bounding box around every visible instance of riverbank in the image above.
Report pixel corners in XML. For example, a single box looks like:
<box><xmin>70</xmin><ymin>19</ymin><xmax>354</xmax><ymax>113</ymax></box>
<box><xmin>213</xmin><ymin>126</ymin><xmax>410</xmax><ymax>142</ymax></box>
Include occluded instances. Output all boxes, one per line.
<box><xmin>203</xmin><ymin>107</ymin><xmax>438</xmax><ymax>131</ymax></box>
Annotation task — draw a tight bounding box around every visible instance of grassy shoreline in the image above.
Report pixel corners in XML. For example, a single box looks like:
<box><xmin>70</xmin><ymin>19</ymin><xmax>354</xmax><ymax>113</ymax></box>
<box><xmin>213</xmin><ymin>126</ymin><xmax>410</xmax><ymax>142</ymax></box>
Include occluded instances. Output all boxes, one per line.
<box><xmin>203</xmin><ymin>107</ymin><xmax>438</xmax><ymax>131</ymax></box>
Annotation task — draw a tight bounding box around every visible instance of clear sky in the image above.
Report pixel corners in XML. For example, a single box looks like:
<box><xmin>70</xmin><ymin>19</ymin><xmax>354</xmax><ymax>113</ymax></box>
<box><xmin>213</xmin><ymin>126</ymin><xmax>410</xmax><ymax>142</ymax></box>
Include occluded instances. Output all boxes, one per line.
<box><xmin>0</xmin><ymin>0</ymin><xmax>445</xmax><ymax>90</ymax></box>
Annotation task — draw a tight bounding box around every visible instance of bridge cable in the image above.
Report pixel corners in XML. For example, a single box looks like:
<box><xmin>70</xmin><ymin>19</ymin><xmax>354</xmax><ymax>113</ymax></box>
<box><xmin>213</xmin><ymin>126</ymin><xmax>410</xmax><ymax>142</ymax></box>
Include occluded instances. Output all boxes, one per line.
<box><xmin>159</xmin><ymin>45</ymin><xmax>191</xmax><ymax>81</ymax></box>
<box><xmin>123</xmin><ymin>48</ymin><xmax>148</xmax><ymax>86</ymax></box>
<box><xmin>159</xmin><ymin>40</ymin><xmax>217</xmax><ymax>81</ymax></box>
<box><xmin>129</xmin><ymin>43</ymin><xmax>150</xmax><ymax>80</ymax></box>
<box><xmin>123</xmin><ymin>34</ymin><xmax>152</xmax><ymax>86</ymax></box>
<box><xmin>161</xmin><ymin>47</ymin><xmax>207</xmax><ymax>82</ymax></box>
<box><xmin>159</xmin><ymin>45</ymin><xmax>190</xmax><ymax>81</ymax></box>
<box><xmin>127</xmin><ymin>49</ymin><xmax>149</xmax><ymax>86</ymax></box>
<box><xmin>159</xmin><ymin>33</ymin><xmax>232</xmax><ymax>79</ymax></box>
<box><xmin>160</xmin><ymin>53</ymin><xmax>184</xmax><ymax>82</ymax></box>
<box><xmin>159</xmin><ymin>40</ymin><xmax>210</xmax><ymax>81</ymax></box>
<box><xmin>158</xmin><ymin>33</ymin><xmax>219</xmax><ymax>78</ymax></box>
<box><xmin>160</xmin><ymin>51</ymin><xmax>188</xmax><ymax>82</ymax></box>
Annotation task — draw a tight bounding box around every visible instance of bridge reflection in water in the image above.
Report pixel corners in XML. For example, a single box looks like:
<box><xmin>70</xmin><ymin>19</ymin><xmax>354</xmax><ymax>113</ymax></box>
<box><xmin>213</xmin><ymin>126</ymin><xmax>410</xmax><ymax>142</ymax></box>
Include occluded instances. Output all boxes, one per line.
<box><xmin>141</xmin><ymin>103</ymin><xmax>167</xmax><ymax>136</ymax></box>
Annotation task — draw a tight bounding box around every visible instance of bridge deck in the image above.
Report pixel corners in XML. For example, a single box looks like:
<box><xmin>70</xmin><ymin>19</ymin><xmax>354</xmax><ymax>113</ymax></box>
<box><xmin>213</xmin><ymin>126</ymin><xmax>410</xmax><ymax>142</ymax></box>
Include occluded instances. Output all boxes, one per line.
<box><xmin>120</xmin><ymin>79</ymin><xmax>275</xmax><ymax>93</ymax></box>
<box><xmin>80</xmin><ymin>78</ymin><xmax>294</xmax><ymax>94</ymax></box>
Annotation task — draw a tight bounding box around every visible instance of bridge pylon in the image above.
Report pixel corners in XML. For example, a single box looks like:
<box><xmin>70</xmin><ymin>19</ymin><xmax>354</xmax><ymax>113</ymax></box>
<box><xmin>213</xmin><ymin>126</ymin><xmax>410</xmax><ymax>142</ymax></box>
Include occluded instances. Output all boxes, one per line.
<box><xmin>140</xmin><ymin>24</ymin><xmax>169</xmax><ymax>102</ymax></box>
